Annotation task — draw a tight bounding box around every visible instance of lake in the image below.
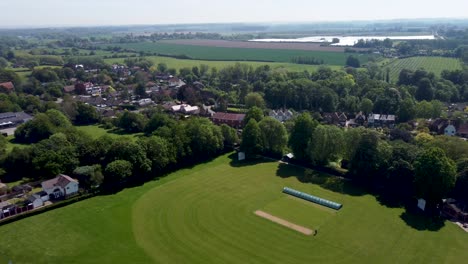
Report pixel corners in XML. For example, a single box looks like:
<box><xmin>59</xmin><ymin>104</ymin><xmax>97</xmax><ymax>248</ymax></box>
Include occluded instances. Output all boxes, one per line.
<box><xmin>249</xmin><ymin>35</ymin><xmax>437</xmax><ymax>46</ymax></box>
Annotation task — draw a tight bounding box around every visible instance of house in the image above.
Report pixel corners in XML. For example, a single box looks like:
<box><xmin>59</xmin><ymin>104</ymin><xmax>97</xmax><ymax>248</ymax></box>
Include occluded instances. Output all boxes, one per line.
<box><xmin>168</xmin><ymin>77</ymin><xmax>186</xmax><ymax>88</ymax></box>
<box><xmin>442</xmin><ymin>199</ymin><xmax>468</xmax><ymax>222</ymax></box>
<box><xmin>0</xmin><ymin>112</ymin><xmax>33</xmax><ymax>129</ymax></box>
<box><xmin>138</xmin><ymin>98</ymin><xmax>153</xmax><ymax>107</ymax></box>
<box><xmin>26</xmin><ymin>194</ymin><xmax>44</xmax><ymax>209</ymax></box>
<box><xmin>368</xmin><ymin>114</ymin><xmax>396</xmax><ymax>128</ymax></box>
<box><xmin>180</xmin><ymin>105</ymin><xmax>199</xmax><ymax>115</ymax></box>
<box><xmin>210</xmin><ymin>112</ymin><xmax>246</xmax><ymax>128</ymax></box>
<box><xmin>0</xmin><ymin>82</ymin><xmax>15</xmax><ymax>92</ymax></box>
<box><xmin>41</xmin><ymin>174</ymin><xmax>79</xmax><ymax>199</ymax></box>
<box><xmin>445</xmin><ymin>125</ymin><xmax>457</xmax><ymax>136</ymax></box>
<box><xmin>457</xmin><ymin>124</ymin><xmax>468</xmax><ymax>138</ymax></box>
<box><xmin>323</xmin><ymin>112</ymin><xmax>347</xmax><ymax>126</ymax></box>
<box><xmin>0</xmin><ymin>182</ymin><xmax>7</xmax><ymax>195</ymax></box>
<box><xmin>0</xmin><ymin>201</ymin><xmax>13</xmax><ymax>219</ymax></box>
<box><xmin>63</xmin><ymin>85</ymin><xmax>75</xmax><ymax>93</ymax></box>
<box><xmin>269</xmin><ymin>109</ymin><xmax>294</xmax><ymax>122</ymax></box>
<box><xmin>200</xmin><ymin>105</ymin><xmax>215</xmax><ymax>117</ymax></box>
<box><xmin>429</xmin><ymin>119</ymin><xmax>449</xmax><ymax>134</ymax></box>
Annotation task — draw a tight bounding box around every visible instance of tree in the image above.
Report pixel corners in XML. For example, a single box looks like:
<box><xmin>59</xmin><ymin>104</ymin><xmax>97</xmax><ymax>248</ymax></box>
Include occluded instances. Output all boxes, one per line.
<box><xmin>116</xmin><ymin>111</ymin><xmax>147</xmax><ymax>133</ymax></box>
<box><xmin>73</xmin><ymin>165</ymin><xmax>104</xmax><ymax>189</ymax></box>
<box><xmin>106</xmin><ymin>138</ymin><xmax>151</xmax><ymax>175</ymax></box>
<box><xmin>245</xmin><ymin>92</ymin><xmax>266</xmax><ymax>109</ymax></box>
<box><xmin>75</xmin><ymin>102</ymin><xmax>99</xmax><ymax>125</ymax></box>
<box><xmin>349</xmin><ymin>129</ymin><xmax>384</xmax><ymax>183</ymax></box>
<box><xmin>415</xmin><ymin>78</ymin><xmax>434</xmax><ymax>101</ymax></box>
<box><xmin>105</xmin><ymin>160</ymin><xmax>133</xmax><ymax>183</ymax></box>
<box><xmin>14</xmin><ymin>113</ymin><xmax>55</xmax><ymax>143</ymax></box>
<box><xmin>144</xmin><ymin>112</ymin><xmax>175</xmax><ymax>135</ymax></box>
<box><xmin>288</xmin><ymin>113</ymin><xmax>318</xmax><ymax>161</ymax></box>
<box><xmin>414</xmin><ymin>147</ymin><xmax>456</xmax><ymax>210</ymax></box>
<box><xmin>454</xmin><ymin>159</ymin><xmax>468</xmax><ymax>204</ymax></box>
<box><xmin>157</xmin><ymin>63</ymin><xmax>168</xmax><ymax>73</ymax></box>
<box><xmin>308</xmin><ymin>125</ymin><xmax>345</xmax><ymax>165</ymax></box>
<box><xmin>360</xmin><ymin>98</ymin><xmax>374</xmax><ymax>114</ymax></box>
<box><xmin>0</xmin><ymin>57</ymin><xmax>8</xmax><ymax>68</ymax></box>
<box><xmin>138</xmin><ymin>136</ymin><xmax>174</xmax><ymax>173</ymax></box>
<box><xmin>240</xmin><ymin>119</ymin><xmax>263</xmax><ymax>157</ymax></box>
<box><xmin>220</xmin><ymin>124</ymin><xmax>239</xmax><ymax>147</ymax></box>
<box><xmin>243</xmin><ymin>106</ymin><xmax>263</xmax><ymax>125</ymax></box>
<box><xmin>258</xmin><ymin>117</ymin><xmax>288</xmax><ymax>156</ymax></box>
<box><xmin>346</xmin><ymin>55</ymin><xmax>360</xmax><ymax>68</ymax></box>
<box><xmin>398</xmin><ymin>98</ymin><xmax>416</xmax><ymax>122</ymax></box>
<box><xmin>31</xmin><ymin>133</ymin><xmax>79</xmax><ymax>178</ymax></box>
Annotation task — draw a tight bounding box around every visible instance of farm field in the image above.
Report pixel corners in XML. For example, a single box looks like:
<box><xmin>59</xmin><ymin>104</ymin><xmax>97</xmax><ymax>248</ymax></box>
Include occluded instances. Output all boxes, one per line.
<box><xmin>101</xmin><ymin>42</ymin><xmax>368</xmax><ymax>66</ymax></box>
<box><xmin>383</xmin><ymin>56</ymin><xmax>463</xmax><ymax>82</ymax></box>
<box><xmin>0</xmin><ymin>154</ymin><xmax>467</xmax><ymax>263</ymax></box>
<box><xmin>105</xmin><ymin>55</ymin><xmax>343</xmax><ymax>72</ymax></box>
<box><xmin>160</xmin><ymin>39</ymin><xmax>351</xmax><ymax>52</ymax></box>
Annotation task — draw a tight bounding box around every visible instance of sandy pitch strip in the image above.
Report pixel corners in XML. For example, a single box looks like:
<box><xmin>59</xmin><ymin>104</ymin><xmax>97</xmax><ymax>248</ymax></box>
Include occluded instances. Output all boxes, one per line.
<box><xmin>254</xmin><ymin>210</ymin><xmax>313</xmax><ymax>235</ymax></box>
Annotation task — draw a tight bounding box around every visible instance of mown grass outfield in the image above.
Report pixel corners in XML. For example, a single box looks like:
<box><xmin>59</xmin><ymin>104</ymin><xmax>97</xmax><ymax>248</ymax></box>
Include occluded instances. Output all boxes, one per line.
<box><xmin>104</xmin><ymin>55</ymin><xmax>343</xmax><ymax>72</ymax></box>
<box><xmin>383</xmin><ymin>56</ymin><xmax>463</xmax><ymax>83</ymax></box>
<box><xmin>101</xmin><ymin>42</ymin><xmax>368</xmax><ymax>66</ymax></box>
<box><xmin>0</xmin><ymin>154</ymin><xmax>467</xmax><ymax>263</ymax></box>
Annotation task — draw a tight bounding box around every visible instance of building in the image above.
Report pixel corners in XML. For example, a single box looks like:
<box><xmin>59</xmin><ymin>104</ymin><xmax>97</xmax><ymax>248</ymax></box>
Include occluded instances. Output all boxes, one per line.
<box><xmin>444</xmin><ymin>125</ymin><xmax>457</xmax><ymax>136</ymax></box>
<box><xmin>41</xmin><ymin>174</ymin><xmax>79</xmax><ymax>199</ymax></box>
<box><xmin>26</xmin><ymin>194</ymin><xmax>44</xmax><ymax>209</ymax></box>
<box><xmin>269</xmin><ymin>109</ymin><xmax>294</xmax><ymax>122</ymax></box>
<box><xmin>368</xmin><ymin>114</ymin><xmax>396</xmax><ymax>128</ymax></box>
<box><xmin>210</xmin><ymin>112</ymin><xmax>246</xmax><ymax>128</ymax></box>
<box><xmin>457</xmin><ymin>124</ymin><xmax>468</xmax><ymax>138</ymax></box>
<box><xmin>442</xmin><ymin>199</ymin><xmax>468</xmax><ymax>222</ymax></box>
<box><xmin>323</xmin><ymin>112</ymin><xmax>348</xmax><ymax>126</ymax></box>
<box><xmin>0</xmin><ymin>182</ymin><xmax>7</xmax><ymax>195</ymax></box>
<box><xmin>0</xmin><ymin>82</ymin><xmax>15</xmax><ymax>92</ymax></box>
<box><xmin>0</xmin><ymin>112</ymin><xmax>33</xmax><ymax>129</ymax></box>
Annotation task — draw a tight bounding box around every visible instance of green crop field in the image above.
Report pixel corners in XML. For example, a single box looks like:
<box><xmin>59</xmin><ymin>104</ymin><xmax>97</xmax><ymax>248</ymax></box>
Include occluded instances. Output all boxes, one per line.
<box><xmin>101</xmin><ymin>42</ymin><xmax>367</xmax><ymax>66</ymax></box>
<box><xmin>383</xmin><ymin>57</ymin><xmax>463</xmax><ymax>83</ymax></box>
<box><xmin>105</xmin><ymin>55</ymin><xmax>343</xmax><ymax>72</ymax></box>
<box><xmin>0</xmin><ymin>154</ymin><xmax>466</xmax><ymax>263</ymax></box>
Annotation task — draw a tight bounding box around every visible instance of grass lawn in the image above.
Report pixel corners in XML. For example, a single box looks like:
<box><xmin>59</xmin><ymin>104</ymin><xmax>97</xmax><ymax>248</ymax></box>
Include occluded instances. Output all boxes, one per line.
<box><xmin>76</xmin><ymin>125</ymin><xmax>142</xmax><ymax>140</ymax></box>
<box><xmin>0</xmin><ymin>154</ymin><xmax>466</xmax><ymax>263</ymax></box>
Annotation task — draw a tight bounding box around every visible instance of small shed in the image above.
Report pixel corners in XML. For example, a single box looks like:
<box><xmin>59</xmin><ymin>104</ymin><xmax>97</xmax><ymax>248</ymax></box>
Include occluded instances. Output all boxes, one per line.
<box><xmin>26</xmin><ymin>194</ymin><xmax>44</xmax><ymax>209</ymax></box>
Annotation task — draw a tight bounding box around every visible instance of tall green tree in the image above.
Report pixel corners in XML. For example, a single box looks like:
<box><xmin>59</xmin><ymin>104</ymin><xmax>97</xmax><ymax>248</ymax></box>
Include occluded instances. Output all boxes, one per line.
<box><xmin>243</xmin><ymin>106</ymin><xmax>263</xmax><ymax>125</ymax></box>
<box><xmin>105</xmin><ymin>160</ymin><xmax>133</xmax><ymax>183</ymax></box>
<box><xmin>245</xmin><ymin>92</ymin><xmax>266</xmax><ymax>109</ymax></box>
<box><xmin>415</xmin><ymin>78</ymin><xmax>434</xmax><ymax>101</ymax></box>
<box><xmin>414</xmin><ymin>147</ymin><xmax>456</xmax><ymax>209</ymax></box>
<box><xmin>288</xmin><ymin>113</ymin><xmax>318</xmax><ymax>161</ymax></box>
<box><xmin>258</xmin><ymin>117</ymin><xmax>288</xmax><ymax>156</ymax></box>
<box><xmin>308</xmin><ymin>125</ymin><xmax>345</xmax><ymax>165</ymax></box>
<box><xmin>240</xmin><ymin>119</ymin><xmax>263</xmax><ymax>158</ymax></box>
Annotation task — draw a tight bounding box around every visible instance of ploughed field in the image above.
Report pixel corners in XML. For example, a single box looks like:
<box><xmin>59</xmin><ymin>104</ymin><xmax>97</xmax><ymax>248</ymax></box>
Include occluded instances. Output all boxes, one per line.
<box><xmin>0</xmin><ymin>154</ymin><xmax>467</xmax><ymax>263</ymax></box>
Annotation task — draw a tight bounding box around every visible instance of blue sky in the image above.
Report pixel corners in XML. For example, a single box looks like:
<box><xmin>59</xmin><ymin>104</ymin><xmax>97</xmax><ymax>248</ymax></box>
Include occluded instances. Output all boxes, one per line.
<box><xmin>1</xmin><ymin>0</ymin><xmax>467</xmax><ymax>27</ymax></box>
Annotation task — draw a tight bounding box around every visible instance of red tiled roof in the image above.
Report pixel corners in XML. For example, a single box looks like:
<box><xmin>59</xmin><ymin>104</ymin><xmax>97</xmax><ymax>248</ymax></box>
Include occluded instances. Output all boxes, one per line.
<box><xmin>0</xmin><ymin>82</ymin><xmax>14</xmax><ymax>91</ymax></box>
<box><xmin>211</xmin><ymin>112</ymin><xmax>245</xmax><ymax>121</ymax></box>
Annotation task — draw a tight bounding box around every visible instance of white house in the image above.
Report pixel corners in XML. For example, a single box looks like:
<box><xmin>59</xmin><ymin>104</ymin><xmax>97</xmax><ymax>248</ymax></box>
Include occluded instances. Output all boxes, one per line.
<box><xmin>41</xmin><ymin>174</ymin><xmax>79</xmax><ymax>199</ymax></box>
<box><xmin>444</xmin><ymin>125</ymin><xmax>456</xmax><ymax>136</ymax></box>
<box><xmin>26</xmin><ymin>194</ymin><xmax>44</xmax><ymax>209</ymax></box>
<box><xmin>269</xmin><ymin>109</ymin><xmax>294</xmax><ymax>122</ymax></box>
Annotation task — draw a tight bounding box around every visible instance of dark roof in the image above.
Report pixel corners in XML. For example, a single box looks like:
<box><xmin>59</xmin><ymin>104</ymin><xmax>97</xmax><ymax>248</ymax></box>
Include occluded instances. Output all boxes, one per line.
<box><xmin>0</xmin><ymin>82</ymin><xmax>14</xmax><ymax>91</ymax></box>
<box><xmin>211</xmin><ymin>112</ymin><xmax>245</xmax><ymax>121</ymax></box>
<box><xmin>0</xmin><ymin>112</ymin><xmax>33</xmax><ymax>126</ymax></box>
<box><xmin>42</xmin><ymin>174</ymin><xmax>78</xmax><ymax>190</ymax></box>
<box><xmin>458</xmin><ymin>124</ymin><xmax>468</xmax><ymax>135</ymax></box>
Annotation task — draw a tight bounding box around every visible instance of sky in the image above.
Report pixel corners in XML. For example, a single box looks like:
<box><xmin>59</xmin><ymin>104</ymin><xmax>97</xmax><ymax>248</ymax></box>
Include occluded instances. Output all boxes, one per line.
<box><xmin>1</xmin><ymin>0</ymin><xmax>468</xmax><ymax>27</ymax></box>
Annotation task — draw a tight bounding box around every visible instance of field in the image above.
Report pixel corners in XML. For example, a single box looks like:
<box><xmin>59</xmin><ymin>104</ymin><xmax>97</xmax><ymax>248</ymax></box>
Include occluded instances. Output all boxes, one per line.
<box><xmin>105</xmin><ymin>55</ymin><xmax>343</xmax><ymax>72</ymax></box>
<box><xmin>160</xmin><ymin>39</ymin><xmax>350</xmax><ymax>52</ymax></box>
<box><xmin>0</xmin><ymin>154</ymin><xmax>467</xmax><ymax>263</ymax></box>
<box><xmin>101</xmin><ymin>42</ymin><xmax>368</xmax><ymax>66</ymax></box>
<box><xmin>383</xmin><ymin>56</ymin><xmax>463</xmax><ymax>83</ymax></box>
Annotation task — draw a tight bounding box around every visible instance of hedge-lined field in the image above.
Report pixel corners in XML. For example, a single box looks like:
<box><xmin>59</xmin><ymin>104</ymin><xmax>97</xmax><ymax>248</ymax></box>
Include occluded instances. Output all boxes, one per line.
<box><xmin>101</xmin><ymin>42</ymin><xmax>368</xmax><ymax>66</ymax></box>
<box><xmin>105</xmin><ymin>55</ymin><xmax>343</xmax><ymax>72</ymax></box>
